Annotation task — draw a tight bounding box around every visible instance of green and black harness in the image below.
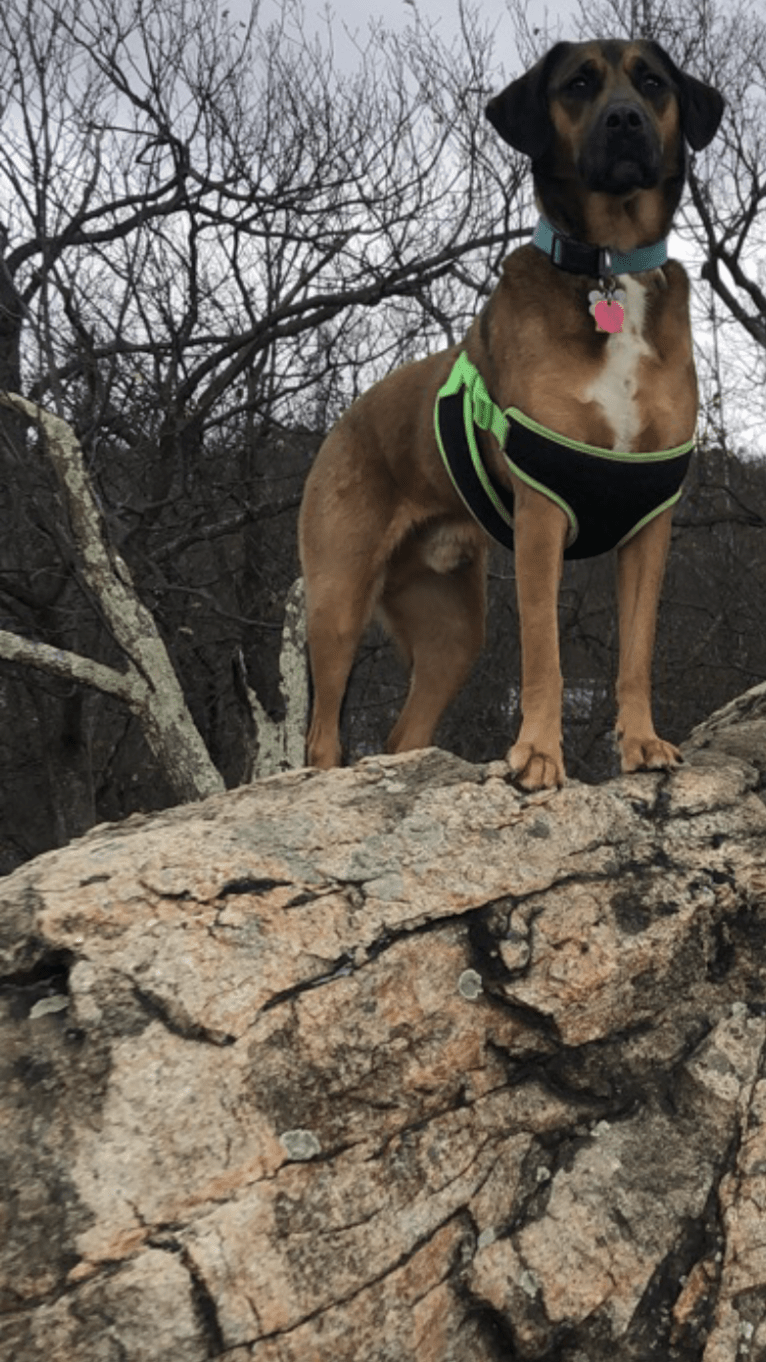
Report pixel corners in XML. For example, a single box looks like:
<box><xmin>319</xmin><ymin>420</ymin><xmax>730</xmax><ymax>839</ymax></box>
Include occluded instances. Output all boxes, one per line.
<box><xmin>434</xmin><ymin>351</ymin><xmax>694</xmax><ymax>560</ymax></box>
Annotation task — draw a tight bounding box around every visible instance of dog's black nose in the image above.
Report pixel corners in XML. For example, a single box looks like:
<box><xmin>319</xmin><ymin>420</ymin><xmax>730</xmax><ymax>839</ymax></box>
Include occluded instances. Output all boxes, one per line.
<box><xmin>604</xmin><ymin>102</ymin><xmax>647</xmax><ymax>135</ymax></box>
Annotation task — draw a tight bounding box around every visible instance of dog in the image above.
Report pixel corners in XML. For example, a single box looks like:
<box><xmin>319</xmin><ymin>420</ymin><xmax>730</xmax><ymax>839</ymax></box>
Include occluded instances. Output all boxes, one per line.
<box><xmin>298</xmin><ymin>40</ymin><xmax>724</xmax><ymax>789</ymax></box>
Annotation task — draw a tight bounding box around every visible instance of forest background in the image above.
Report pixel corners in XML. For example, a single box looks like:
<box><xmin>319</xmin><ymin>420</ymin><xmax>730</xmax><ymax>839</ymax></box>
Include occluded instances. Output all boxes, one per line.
<box><xmin>0</xmin><ymin>0</ymin><xmax>764</xmax><ymax>872</ymax></box>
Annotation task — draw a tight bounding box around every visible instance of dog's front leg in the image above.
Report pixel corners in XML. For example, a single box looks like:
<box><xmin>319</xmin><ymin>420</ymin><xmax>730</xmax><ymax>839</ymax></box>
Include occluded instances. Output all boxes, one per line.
<box><xmin>615</xmin><ymin>508</ymin><xmax>682</xmax><ymax>772</ymax></box>
<box><xmin>509</xmin><ymin>478</ymin><xmax>568</xmax><ymax>790</ymax></box>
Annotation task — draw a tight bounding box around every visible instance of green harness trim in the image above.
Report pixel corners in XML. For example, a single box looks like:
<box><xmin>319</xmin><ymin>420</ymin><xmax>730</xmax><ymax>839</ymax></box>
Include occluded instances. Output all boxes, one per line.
<box><xmin>434</xmin><ymin>352</ymin><xmax>694</xmax><ymax>560</ymax></box>
<box><xmin>436</xmin><ymin>351</ymin><xmax>514</xmax><ymax>533</ymax></box>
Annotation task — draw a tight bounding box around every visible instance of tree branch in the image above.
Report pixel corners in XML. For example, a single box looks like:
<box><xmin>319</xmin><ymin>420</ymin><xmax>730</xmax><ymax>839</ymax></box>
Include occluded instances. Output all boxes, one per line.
<box><xmin>0</xmin><ymin>629</ymin><xmax>139</xmax><ymax>701</ymax></box>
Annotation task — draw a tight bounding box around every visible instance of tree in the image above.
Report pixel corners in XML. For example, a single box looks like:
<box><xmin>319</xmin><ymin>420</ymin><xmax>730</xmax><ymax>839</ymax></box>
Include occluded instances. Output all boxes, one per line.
<box><xmin>0</xmin><ymin>393</ymin><xmax>224</xmax><ymax>801</ymax></box>
<box><xmin>0</xmin><ymin>0</ymin><xmax>523</xmax><ymax>866</ymax></box>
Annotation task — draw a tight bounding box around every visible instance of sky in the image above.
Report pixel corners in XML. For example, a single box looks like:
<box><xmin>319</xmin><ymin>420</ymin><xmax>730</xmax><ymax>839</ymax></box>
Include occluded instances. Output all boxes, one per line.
<box><xmin>260</xmin><ymin>0</ymin><xmax>582</xmax><ymax>72</ymax></box>
<box><xmin>306</xmin><ymin>0</ymin><xmax>580</xmax><ymax>50</ymax></box>
<box><xmin>284</xmin><ymin>0</ymin><xmax>695</xmax><ymax>269</ymax></box>
<box><xmin>254</xmin><ymin>0</ymin><xmax>763</xmax><ymax>457</ymax></box>
<box><xmin>297</xmin><ymin>0</ymin><xmax>701</xmax><ymax>254</ymax></box>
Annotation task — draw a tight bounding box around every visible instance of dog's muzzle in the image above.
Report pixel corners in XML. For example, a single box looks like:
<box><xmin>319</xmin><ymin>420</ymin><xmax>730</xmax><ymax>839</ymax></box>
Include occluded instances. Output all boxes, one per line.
<box><xmin>581</xmin><ymin>100</ymin><xmax>661</xmax><ymax>192</ymax></box>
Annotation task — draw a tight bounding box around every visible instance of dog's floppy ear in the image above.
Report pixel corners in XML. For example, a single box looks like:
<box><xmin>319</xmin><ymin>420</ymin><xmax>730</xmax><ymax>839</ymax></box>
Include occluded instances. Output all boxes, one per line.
<box><xmin>485</xmin><ymin>43</ymin><xmax>572</xmax><ymax>159</ymax></box>
<box><xmin>647</xmin><ymin>40</ymin><xmax>724</xmax><ymax>150</ymax></box>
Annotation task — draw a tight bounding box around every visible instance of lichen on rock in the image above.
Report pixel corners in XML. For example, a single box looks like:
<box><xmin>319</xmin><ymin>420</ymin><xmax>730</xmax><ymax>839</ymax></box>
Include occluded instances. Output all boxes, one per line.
<box><xmin>3</xmin><ymin>693</ymin><xmax>766</xmax><ymax>1359</ymax></box>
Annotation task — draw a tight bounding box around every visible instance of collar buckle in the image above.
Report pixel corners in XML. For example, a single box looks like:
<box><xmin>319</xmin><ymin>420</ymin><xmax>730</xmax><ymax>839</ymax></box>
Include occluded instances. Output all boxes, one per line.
<box><xmin>550</xmin><ymin>231</ymin><xmax>567</xmax><ymax>268</ymax></box>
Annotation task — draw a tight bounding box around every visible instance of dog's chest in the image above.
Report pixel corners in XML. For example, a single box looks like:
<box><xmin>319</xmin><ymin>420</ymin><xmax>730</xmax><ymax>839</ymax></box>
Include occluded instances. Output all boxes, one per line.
<box><xmin>582</xmin><ymin>275</ymin><xmax>654</xmax><ymax>451</ymax></box>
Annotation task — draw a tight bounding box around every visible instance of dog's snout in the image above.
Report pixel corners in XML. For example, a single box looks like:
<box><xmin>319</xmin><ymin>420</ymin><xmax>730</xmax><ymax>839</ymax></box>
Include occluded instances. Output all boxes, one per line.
<box><xmin>581</xmin><ymin>96</ymin><xmax>658</xmax><ymax>192</ymax></box>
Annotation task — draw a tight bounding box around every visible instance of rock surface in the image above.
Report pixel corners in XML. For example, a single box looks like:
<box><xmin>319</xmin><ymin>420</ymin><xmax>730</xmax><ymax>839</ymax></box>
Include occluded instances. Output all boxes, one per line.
<box><xmin>3</xmin><ymin>690</ymin><xmax>766</xmax><ymax>1360</ymax></box>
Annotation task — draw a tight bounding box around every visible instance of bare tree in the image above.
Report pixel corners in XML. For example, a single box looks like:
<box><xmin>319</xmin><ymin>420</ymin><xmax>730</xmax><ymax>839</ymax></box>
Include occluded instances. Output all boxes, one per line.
<box><xmin>0</xmin><ymin>0</ymin><xmax>521</xmax><ymax>434</ymax></box>
<box><xmin>0</xmin><ymin>0</ymin><xmax>526</xmax><ymax>864</ymax></box>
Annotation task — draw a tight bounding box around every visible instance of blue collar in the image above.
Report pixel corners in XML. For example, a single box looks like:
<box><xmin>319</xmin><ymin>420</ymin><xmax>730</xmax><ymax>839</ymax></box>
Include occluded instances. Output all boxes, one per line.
<box><xmin>532</xmin><ymin>215</ymin><xmax>668</xmax><ymax>277</ymax></box>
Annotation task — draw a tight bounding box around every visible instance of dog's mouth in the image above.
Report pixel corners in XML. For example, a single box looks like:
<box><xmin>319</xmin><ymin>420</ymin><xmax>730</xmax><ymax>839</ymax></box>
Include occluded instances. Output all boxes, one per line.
<box><xmin>583</xmin><ymin>147</ymin><xmax>660</xmax><ymax>194</ymax></box>
<box><xmin>608</xmin><ymin>154</ymin><xmax>657</xmax><ymax>190</ymax></box>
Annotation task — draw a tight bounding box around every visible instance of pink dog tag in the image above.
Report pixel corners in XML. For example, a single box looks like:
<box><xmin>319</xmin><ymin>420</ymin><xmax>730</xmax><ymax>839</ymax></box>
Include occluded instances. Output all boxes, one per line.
<box><xmin>593</xmin><ymin>298</ymin><xmax>624</xmax><ymax>333</ymax></box>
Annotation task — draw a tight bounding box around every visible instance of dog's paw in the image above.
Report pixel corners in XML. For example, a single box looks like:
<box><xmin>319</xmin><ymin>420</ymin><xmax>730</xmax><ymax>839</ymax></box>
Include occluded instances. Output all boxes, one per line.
<box><xmin>619</xmin><ymin>733</ymin><xmax>683</xmax><ymax>773</ymax></box>
<box><xmin>306</xmin><ymin>725</ymin><xmax>343</xmax><ymax>770</ymax></box>
<box><xmin>507</xmin><ymin>740</ymin><xmax>566</xmax><ymax>791</ymax></box>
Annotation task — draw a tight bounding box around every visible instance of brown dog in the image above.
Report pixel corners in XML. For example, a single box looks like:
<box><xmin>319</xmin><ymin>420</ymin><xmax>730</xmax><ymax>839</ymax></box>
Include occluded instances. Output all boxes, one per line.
<box><xmin>298</xmin><ymin>40</ymin><xmax>723</xmax><ymax>788</ymax></box>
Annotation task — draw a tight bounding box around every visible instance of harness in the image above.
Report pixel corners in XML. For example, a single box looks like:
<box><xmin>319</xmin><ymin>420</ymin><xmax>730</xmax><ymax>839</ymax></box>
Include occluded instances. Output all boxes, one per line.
<box><xmin>434</xmin><ymin>352</ymin><xmax>694</xmax><ymax>560</ymax></box>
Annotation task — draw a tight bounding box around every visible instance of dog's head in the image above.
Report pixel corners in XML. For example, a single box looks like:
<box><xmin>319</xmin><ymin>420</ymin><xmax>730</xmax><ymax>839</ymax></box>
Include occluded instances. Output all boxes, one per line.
<box><xmin>486</xmin><ymin>40</ymin><xmax>723</xmax><ymax>245</ymax></box>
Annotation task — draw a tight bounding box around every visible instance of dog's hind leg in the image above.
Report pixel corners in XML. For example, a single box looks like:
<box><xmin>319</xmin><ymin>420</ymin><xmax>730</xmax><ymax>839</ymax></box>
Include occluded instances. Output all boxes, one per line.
<box><xmin>380</xmin><ymin>536</ymin><xmax>487</xmax><ymax>754</ymax></box>
<box><xmin>299</xmin><ymin>438</ymin><xmax>397</xmax><ymax>767</ymax></box>
<box><xmin>302</xmin><ymin>568</ymin><xmax>381</xmax><ymax>769</ymax></box>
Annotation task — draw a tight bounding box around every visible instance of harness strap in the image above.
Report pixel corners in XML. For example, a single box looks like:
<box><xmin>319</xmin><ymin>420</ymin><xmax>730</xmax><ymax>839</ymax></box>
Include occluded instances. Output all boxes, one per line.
<box><xmin>434</xmin><ymin>352</ymin><xmax>515</xmax><ymax>550</ymax></box>
<box><xmin>449</xmin><ymin>350</ymin><xmax>510</xmax><ymax>447</ymax></box>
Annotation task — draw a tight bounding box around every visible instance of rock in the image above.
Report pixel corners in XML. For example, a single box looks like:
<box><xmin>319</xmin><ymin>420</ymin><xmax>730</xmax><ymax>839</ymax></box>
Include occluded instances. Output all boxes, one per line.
<box><xmin>3</xmin><ymin>698</ymin><xmax>766</xmax><ymax>1360</ymax></box>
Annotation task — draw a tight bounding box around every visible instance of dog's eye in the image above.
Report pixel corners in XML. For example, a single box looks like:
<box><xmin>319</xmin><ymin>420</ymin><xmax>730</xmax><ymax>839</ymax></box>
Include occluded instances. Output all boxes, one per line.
<box><xmin>642</xmin><ymin>72</ymin><xmax>664</xmax><ymax>91</ymax></box>
<box><xmin>566</xmin><ymin>73</ymin><xmax>592</xmax><ymax>93</ymax></box>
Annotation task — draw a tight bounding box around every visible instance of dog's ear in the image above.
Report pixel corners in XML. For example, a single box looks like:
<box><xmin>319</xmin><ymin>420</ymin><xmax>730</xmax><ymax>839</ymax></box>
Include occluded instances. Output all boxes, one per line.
<box><xmin>647</xmin><ymin>40</ymin><xmax>724</xmax><ymax>150</ymax></box>
<box><xmin>485</xmin><ymin>43</ymin><xmax>572</xmax><ymax>159</ymax></box>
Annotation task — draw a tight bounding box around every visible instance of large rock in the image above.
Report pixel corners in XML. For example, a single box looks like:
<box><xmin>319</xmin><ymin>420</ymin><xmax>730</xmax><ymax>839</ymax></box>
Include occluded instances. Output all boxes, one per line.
<box><xmin>3</xmin><ymin>689</ymin><xmax>766</xmax><ymax>1360</ymax></box>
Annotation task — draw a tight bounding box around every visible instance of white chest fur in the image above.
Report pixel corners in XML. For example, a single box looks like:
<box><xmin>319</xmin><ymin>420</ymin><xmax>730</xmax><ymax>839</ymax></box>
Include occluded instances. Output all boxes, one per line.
<box><xmin>583</xmin><ymin>274</ymin><xmax>654</xmax><ymax>451</ymax></box>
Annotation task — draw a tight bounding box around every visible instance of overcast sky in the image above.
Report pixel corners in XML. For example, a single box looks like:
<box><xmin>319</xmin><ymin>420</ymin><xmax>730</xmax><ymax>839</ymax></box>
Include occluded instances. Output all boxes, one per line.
<box><xmin>257</xmin><ymin>0</ymin><xmax>582</xmax><ymax>74</ymax></box>
<box><xmin>311</xmin><ymin>0</ymin><xmax>538</xmax><ymax>53</ymax></box>
<box><xmin>269</xmin><ymin>0</ymin><xmax>697</xmax><ymax>269</ymax></box>
<box><xmin>253</xmin><ymin>0</ymin><xmax>762</xmax><ymax>456</ymax></box>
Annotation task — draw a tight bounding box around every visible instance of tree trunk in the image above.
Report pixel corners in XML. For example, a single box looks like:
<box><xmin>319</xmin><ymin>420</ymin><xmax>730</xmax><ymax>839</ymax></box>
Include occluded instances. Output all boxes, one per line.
<box><xmin>235</xmin><ymin>576</ymin><xmax>309</xmax><ymax>779</ymax></box>
<box><xmin>0</xmin><ymin>225</ymin><xmax>22</xmax><ymax>418</ymax></box>
<box><xmin>0</xmin><ymin>394</ymin><xmax>224</xmax><ymax>803</ymax></box>
<box><xmin>34</xmin><ymin>687</ymin><xmax>97</xmax><ymax>845</ymax></box>
<box><xmin>2</xmin><ymin>687</ymin><xmax>766</xmax><ymax>1359</ymax></box>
